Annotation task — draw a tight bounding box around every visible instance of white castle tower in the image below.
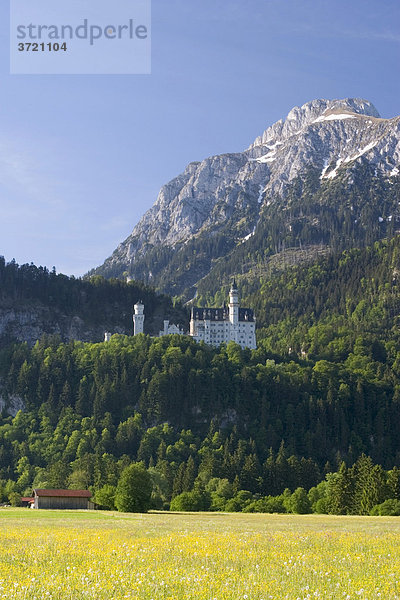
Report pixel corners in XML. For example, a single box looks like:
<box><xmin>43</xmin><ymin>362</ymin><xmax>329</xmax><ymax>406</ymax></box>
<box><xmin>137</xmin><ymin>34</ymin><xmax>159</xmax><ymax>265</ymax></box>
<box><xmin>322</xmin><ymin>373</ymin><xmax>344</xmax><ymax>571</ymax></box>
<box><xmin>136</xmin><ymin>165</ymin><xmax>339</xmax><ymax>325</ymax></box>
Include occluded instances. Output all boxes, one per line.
<box><xmin>133</xmin><ymin>301</ymin><xmax>145</xmax><ymax>335</ymax></box>
<box><xmin>229</xmin><ymin>279</ymin><xmax>239</xmax><ymax>343</ymax></box>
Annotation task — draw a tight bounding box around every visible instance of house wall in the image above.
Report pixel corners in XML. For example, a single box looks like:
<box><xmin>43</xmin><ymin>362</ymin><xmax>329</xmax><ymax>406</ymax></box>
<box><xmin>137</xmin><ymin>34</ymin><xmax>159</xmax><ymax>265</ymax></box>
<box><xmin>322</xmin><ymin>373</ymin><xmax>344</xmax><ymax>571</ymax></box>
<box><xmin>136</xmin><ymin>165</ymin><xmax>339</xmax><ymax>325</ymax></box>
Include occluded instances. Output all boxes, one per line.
<box><xmin>35</xmin><ymin>496</ymin><xmax>90</xmax><ymax>509</ymax></box>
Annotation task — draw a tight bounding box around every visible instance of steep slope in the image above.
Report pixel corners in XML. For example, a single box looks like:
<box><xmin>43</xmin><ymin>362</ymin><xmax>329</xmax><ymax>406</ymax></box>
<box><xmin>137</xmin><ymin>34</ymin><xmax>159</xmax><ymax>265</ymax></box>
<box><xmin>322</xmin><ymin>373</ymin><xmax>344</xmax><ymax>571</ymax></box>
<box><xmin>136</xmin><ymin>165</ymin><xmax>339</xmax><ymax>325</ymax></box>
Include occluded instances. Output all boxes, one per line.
<box><xmin>196</xmin><ymin>161</ymin><xmax>400</xmax><ymax>299</ymax></box>
<box><xmin>92</xmin><ymin>98</ymin><xmax>400</xmax><ymax>297</ymax></box>
<box><xmin>236</xmin><ymin>235</ymin><xmax>400</xmax><ymax>359</ymax></box>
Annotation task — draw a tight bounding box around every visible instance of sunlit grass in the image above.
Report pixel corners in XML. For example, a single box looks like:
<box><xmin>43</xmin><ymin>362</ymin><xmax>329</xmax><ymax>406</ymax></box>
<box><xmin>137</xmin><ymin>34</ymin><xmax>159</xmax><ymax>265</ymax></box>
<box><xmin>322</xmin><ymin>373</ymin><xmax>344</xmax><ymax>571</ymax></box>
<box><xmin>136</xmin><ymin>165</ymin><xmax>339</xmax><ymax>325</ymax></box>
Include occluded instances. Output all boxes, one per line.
<box><xmin>1</xmin><ymin>509</ymin><xmax>400</xmax><ymax>599</ymax></box>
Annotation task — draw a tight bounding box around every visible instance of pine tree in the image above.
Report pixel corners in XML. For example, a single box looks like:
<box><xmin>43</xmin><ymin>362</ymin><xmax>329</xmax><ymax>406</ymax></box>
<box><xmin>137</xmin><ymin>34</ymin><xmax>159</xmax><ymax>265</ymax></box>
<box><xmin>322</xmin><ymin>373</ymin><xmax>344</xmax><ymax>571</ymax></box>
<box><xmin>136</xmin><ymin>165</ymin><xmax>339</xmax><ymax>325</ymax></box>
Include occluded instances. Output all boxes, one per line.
<box><xmin>240</xmin><ymin>454</ymin><xmax>261</xmax><ymax>493</ymax></box>
<box><xmin>387</xmin><ymin>467</ymin><xmax>400</xmax><ymax>500</ymax></box>
<box><xmin>172</xmin><ymin>462</ymin><xmax>186</xmax><ymax>498</ymax></box>
<box><xmin>328</xmin><ymin>461</ymin><xmax>353</xmax><ymax>515</ymax></box>
<box><xmin>182</xmin><ymin>456</ymin><xmax>196</xmax><ymax>492</ymax></box>
<box><xmin>351</xmin><ymin>454</ymin><xmax>385</xmax><ymax>515</ymax></box>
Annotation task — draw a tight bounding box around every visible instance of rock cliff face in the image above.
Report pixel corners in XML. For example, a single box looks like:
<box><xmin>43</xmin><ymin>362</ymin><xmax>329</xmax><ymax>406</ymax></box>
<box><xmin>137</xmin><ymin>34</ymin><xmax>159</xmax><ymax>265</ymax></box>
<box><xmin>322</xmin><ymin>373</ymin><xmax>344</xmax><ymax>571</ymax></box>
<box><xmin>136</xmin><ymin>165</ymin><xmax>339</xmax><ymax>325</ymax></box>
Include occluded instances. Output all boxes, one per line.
<box><xmin>92</xmin><ymin>98</ymin><xmax>400</xmax><ymax>295</ymax></box>
<box><xmin>0</xmin><ymin>389</ymin><xmax>25</xmax><ymax>417</ymax></box>
<box><xmin>0</xmin><ymin>300</ymin><xmax>189</xmax><ymax>347</ymax></box>
<box><xmin>0</xmin><ymin>304</ymin><xmax>127</xmax><ymax>347</ymax></box>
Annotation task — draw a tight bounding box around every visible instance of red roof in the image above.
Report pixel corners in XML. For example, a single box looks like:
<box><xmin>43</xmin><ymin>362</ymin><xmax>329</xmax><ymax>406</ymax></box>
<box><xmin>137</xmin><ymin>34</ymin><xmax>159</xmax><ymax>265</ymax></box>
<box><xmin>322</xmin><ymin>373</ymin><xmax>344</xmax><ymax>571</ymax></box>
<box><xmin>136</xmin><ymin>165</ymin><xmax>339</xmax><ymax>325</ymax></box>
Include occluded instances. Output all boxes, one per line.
<box><xmin>33</xmin><ymin>489</ymin><xmax>92</xmax><ymax>498</ymax></box>
<box><xmin>21</xmin><ymin>497</ymin><xmax>34</xmax><ymax>502</ymax></box>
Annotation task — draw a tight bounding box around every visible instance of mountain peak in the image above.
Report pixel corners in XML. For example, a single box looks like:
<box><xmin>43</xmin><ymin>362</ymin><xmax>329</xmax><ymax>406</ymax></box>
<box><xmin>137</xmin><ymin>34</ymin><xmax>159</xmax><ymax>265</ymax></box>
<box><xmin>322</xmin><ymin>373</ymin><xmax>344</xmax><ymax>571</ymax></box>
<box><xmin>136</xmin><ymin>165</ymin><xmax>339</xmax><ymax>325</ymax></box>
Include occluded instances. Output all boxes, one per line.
<box><xmin>250</xmin><ymin>98</ymin><xmax>381</xmax><ymax>149</ymax></box>
<box><xmin>287</xmin><ymin>98</ymin><xmax>380</xmax><ymax>122</ymax></box>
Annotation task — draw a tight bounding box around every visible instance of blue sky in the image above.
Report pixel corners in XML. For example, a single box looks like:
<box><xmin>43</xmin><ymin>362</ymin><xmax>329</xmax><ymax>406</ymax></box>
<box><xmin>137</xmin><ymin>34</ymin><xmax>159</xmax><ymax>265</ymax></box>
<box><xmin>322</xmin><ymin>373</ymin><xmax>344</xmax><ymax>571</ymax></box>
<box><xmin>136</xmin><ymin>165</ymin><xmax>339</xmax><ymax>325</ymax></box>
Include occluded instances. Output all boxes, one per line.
<box><xmin>1</xmin><ymin>0</ymin><xmax>399</xmax><ymax>276</ymax></box>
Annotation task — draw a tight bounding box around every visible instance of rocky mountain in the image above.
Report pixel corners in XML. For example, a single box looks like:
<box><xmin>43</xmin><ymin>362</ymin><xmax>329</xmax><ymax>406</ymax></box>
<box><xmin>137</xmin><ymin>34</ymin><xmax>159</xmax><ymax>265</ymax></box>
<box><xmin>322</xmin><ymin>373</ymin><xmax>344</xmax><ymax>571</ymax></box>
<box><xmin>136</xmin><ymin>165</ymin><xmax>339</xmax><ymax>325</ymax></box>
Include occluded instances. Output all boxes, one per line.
<box><xmin>91</xmin><ymin>98</ymin><xmax>400</xmax><ymax>298</ymax></box>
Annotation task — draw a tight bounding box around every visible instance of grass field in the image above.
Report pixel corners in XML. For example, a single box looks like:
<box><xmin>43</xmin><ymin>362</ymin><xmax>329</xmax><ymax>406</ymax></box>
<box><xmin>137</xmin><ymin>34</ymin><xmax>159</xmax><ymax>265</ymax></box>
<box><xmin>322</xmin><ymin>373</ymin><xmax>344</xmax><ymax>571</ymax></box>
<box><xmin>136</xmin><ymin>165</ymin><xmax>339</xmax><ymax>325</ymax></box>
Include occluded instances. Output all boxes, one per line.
<box><xmin>1</xmin><ymin>509</ymin><xmax>400</xmax><ymax>599</ymax></box>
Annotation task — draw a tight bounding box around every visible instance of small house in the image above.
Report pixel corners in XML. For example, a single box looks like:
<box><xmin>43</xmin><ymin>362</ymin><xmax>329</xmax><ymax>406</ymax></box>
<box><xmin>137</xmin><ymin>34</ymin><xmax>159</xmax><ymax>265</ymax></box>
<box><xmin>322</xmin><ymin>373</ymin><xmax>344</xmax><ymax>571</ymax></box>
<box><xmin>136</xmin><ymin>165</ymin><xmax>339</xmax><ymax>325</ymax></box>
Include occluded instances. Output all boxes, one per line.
<box><xmin>21</xmin><ymin>496</ymin><xmax>34</xmax><ymax>507</ymax></box>
<box><xmin>32</xmin><ymin>489</ymin><xmax>93</xmax><ymax>510</ymax></box>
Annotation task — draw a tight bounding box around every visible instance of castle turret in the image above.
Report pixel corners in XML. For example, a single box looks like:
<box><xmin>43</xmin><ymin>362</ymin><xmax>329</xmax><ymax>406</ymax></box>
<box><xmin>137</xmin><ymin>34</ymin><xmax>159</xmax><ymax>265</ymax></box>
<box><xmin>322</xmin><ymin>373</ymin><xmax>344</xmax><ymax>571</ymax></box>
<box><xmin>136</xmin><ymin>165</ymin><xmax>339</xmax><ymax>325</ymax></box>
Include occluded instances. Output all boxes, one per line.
<box><xmin>229</xmin><ymin>280</ymin><xmax>239</xmax><ymax>322</ymax></box>
<box><xmin>133</xmin><ymin>301</ymin><xmax>145</xmax><ymax>335</ymax></box>
<box><xmin>229</xmin><ymin>279</ymin><xmax>239</xmax><ymax>343</ymax></box>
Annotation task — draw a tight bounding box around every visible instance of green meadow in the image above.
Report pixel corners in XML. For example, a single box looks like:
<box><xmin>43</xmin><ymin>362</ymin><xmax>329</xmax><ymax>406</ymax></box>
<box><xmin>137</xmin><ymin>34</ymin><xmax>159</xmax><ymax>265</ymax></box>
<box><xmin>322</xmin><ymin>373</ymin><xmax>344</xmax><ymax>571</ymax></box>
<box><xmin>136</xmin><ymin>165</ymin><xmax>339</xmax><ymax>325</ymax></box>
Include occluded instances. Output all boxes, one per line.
<box><xmin>1</xmin><ymin>509</ymin><xmax>400</xmax><ymax>599</ymax></box>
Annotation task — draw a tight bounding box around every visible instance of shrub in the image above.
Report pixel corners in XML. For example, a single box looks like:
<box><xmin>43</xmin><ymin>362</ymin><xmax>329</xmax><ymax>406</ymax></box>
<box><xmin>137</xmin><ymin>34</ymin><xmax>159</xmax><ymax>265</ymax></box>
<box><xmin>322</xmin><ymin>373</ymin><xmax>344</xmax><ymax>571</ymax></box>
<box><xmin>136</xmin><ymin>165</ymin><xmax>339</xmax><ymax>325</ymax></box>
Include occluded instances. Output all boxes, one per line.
<box><xmin>314</xmin><ymin>497</ymin><xmax>329</xmax><ymax>514</ymax></box>
<box><xmin>285</xmin><ymin>487</ymin><xmax>311</xmax><ymax>514</ymax></box>
<box><xmin>206</xmin><ymin>478</ymin><xmax>234</xmax><ymax>511</ymax></box>
<box><xmin>170</xmin><ymin>490</ymin><xmax>211</xmax><ymax>512</ymax></box>
<box><xmin>308</xmin><ymin>481</ymin><xmax>328</xmax><ymax>512</ymax></box>
<box><xmin>224</xmin><ymin>491</ymin><xmax>253</xmax><ymax>512</ymax></box>
<box><xmin>115</xmin><ymin>462</ymin><xmax>152</xmax><ymax>513</ymax></box>
<box><xmin>8</xmin><ymin>492</ymin><xmax>22</xmax><ymax>507</ymax></box>
<box><xmin>94</xmin><ymin>485</ymin><xmax>116</xmax><ymax>510</ymax></box>
<box><xmin>370</xmin><ymin>499</ymin><xmax>400</xmax><ymax>516</ymax></box>
<box><xmin>244</xmin><ymin>495</ymin><xmax>287</xmax><ymax>513</ymax></box>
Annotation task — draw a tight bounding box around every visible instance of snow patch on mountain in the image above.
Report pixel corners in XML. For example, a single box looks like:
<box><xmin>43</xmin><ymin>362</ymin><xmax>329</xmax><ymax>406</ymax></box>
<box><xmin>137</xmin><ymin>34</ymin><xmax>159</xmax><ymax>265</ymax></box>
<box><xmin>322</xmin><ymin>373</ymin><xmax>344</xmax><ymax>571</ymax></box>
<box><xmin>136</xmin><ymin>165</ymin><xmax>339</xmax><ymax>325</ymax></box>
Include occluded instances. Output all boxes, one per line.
<box><xmin>242</xmin><ymin>228</ymin><xmax>256</xmax><ymax>243</ymax></box>
<box><xmin>257</xmin><ymin>184</ymin><xmax>264</xmax><ymax>204</ymax></box>
<box><xmin>254</xmin><ymin>151</ymin><xmax>277</xmax><ymax>164</ymax></box>
<box><xmin>324</xmin><ymin>158</ymin><xmax>344</xmax><ymax>180</ymax></box>
<box><xmin>343</xmin><ymin>141</ymin><xmax>379</xmax><ymax>163</ymax></box>
<box><xmin>313</xmin><ymin>113</ymin><xmax>357</xmax><ymax>124</ymax></box>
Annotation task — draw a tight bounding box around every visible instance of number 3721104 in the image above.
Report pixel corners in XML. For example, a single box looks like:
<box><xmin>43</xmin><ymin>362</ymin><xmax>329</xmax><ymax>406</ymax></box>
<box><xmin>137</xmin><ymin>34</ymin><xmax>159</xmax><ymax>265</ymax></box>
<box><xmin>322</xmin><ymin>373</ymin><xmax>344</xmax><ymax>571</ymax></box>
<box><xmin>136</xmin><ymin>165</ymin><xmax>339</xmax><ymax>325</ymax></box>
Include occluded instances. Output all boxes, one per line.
<box><xmin>18</xmin><ymin>42</ymin><xmax>67</xmax><ymax>52</ymax></box>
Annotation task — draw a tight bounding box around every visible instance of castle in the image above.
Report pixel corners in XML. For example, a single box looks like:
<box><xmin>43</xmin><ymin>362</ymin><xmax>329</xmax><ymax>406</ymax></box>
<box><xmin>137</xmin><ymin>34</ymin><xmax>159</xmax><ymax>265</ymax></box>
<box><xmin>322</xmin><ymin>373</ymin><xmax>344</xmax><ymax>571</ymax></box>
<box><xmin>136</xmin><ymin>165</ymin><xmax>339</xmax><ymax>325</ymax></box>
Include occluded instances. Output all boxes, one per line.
<box><xmin>132</xmin><ymin>281</ymin><xmax>256</xmax><ymax>350</ymax></box>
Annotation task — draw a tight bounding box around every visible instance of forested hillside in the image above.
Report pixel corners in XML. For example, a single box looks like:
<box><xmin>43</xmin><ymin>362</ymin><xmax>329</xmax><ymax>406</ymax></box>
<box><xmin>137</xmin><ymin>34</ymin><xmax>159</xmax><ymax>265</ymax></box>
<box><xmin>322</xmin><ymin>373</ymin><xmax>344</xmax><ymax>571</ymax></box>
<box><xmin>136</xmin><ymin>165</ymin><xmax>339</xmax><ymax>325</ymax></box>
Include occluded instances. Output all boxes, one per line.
<box><xmin>3</xmin><ymin>237</ymin><xmax>400</xmax><ymax>512</ymax></box>
<box><xmin>0</xmin><ymin>317</ymin><xmax>400</xmax><ymax>511</ymax></box>
<box><xmin>197</xmin><ymin>235</ymin><xmax>400</xmax><ymax>359</ymax></box>
<box><xmin>0</xmin><ymin>258</ymin><xmax>187</xmax><ymax>344</ymax></box>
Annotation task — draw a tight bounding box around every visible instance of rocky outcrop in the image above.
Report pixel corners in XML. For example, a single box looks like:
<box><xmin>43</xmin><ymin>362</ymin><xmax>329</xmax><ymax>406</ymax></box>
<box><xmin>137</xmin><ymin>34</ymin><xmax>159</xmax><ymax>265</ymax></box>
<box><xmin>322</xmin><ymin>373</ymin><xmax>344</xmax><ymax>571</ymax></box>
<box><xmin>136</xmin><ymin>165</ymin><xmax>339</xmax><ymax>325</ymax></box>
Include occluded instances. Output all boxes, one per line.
<box><xmin>247</xmin><ymin>98</ymin><xmax>399</xmax><ymax>192</ymax></box>
<box><xmin>0</xmin><ymin>304</ymin><xmax>127</xmax><ymax>347</ymax></box>
<box><xmin>0</xmin><ymin>391</ymin><xmax>25</xmax><ymax>417</ymax></box>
